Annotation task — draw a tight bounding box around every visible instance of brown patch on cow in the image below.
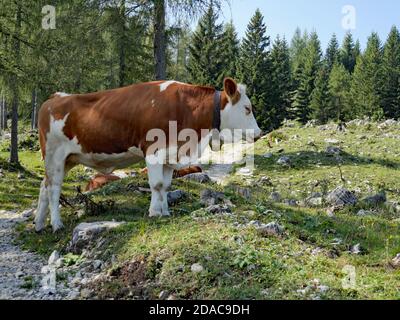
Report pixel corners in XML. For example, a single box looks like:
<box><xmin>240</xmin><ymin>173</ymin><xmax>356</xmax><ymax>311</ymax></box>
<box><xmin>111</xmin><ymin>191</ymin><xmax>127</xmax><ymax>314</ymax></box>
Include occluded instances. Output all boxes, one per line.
<box><xmin>84</xmin><ymin>174</ymin><xmax>121</xmax><ymax>192</ymax></box>
<box><xmin>140</xmin><ymin>166</ymin><xmax>202</xmax><ymax>179</ymax></box>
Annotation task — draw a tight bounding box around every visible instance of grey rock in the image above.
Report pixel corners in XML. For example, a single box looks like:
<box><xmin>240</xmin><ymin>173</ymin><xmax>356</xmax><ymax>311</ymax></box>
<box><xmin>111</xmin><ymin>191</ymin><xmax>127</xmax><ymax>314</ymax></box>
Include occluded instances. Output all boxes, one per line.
<box><xmin>263</xmin><ymin>153</ymin><xmax>273</xmax><ymax>159</ymax></box>
<box><xmin>21</xmin><ymin>208</ymin><xmax>35</xmax><ymax>218</ymax></box>
<box><xmin>362</xmin><ymin>192</ymin><xmax>386</xmax><ymax>206</ymax></box>
<box><xmin>206</xmin><ymin>204</ymin><xmax>232</xmax><ymax>215</ymax></box>
<box><xmin>191</xmin><ymin>263</ymin><xmax>204</xmax><ymax>273</ymax></box>
<box><xmin>350</xmin><ymin>243</ymin><xmax>362</xmax><ymax>255</ymax></box>
<box><xmin>69</xmin><ymin>221</ymin><xmax>126</xmax><ymax>253</ymax></box>
<box><xmin>270</xmin><ymin>192</ymin><xmax>281</xmax><ymax>202</ymax></box>
<box><xmin>277</xmin><ymin>156</ymin><xmax>291</xmax><ymax>166</ymax></box>
<box><xmin>326</xmin><ymin>146</ymin><xmax>342</xmax><ymax>155</ymax></box>
<box><xmin>200</xmin><ymin>189</ymin><xmax>225</xmax><ymax>206</ymax></box>
<box><xmin>257</xmin><ymin>222</ymin><xmax>284</xmax><ymax>237</ymax></box>
<box><xmin>233</xmin><ymin>186</ymin><xmax>251</xmax><ymax>200</ymax></box>
<box><xmin>357</xmin><ymin>209</ymin><xmax>375</xmax><ymax>216</ymax></box>
<box><xmin>183</xmin><ymin>173</ymin><xmax>211</xmax><ymax>184</ymax></box>
<box><xmin>15</xmin><ymin>271</ymin><xmax>24</xmax><ymax>279</ymax></box>
<box><xmin>167</xmin><ymin>190</ymin><xmax>188</xmax><ymax>206</ymax></box>
<box><xmin>92</xmin><ymin>260</ymin><xmax>102</xmax><ymax>270</ymax></box>
<box><xmin>257</xmin><ymin>176</ymin><xmax>273</xmax><ymax>186</ymax></box>
<box><xmin>306</xmin><ymin>193</ymin><xmax>323</xmax><ymax>207</ymax></box>
<box><xmin>158</xmin><ymin>290</ymin><xmax>169</xmax><ymax>300</ymax></box>
<box><xmin>284</xmin><ymin>199</ymin><xmax>299</xmax><ymax>207</ymax></box>
<box><xmin>391</xmin><ymin>254</ymin><xmax>400</xmax><ymax>268</ymax></box>
<box><xmin>48</xmin><ymin>250</ymin><xmax>60</xmax><ymax>266</ymax></box>
<box><xmin>326</xmin><ymin>187</ymin><xmax>357</xmax><ymax>207</ymax></box>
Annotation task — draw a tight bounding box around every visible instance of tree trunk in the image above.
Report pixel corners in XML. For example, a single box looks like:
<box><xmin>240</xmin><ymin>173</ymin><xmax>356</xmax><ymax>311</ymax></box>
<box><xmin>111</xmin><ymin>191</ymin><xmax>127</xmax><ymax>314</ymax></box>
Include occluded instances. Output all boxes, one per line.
<box><xmin>2</xmin><ymin>99</ymin><xmax>7</xmax><ymax>130</ymax></box>
<box><xmin>31</xmin><ymin>88</ymin><xmax>38</xmax><ymax>130</ymax></box>
<box><xmin>0</xmin><ymin>95</ymin><xmax>4</xmax><ymax>132</ymax></box>
<box><xmin>10</xmin><ymin>4</ymin><xmax>22</xmax><ymax>165</ymax></box>
<box><xmin>154</xmin><ymin>0</ymin><xmax>166</xmax><ymax>80</ymax></box>
<box><xmin>118</xmin><ymin>0</ymin><xmax>127</xmax><ymax>87</ymax></box>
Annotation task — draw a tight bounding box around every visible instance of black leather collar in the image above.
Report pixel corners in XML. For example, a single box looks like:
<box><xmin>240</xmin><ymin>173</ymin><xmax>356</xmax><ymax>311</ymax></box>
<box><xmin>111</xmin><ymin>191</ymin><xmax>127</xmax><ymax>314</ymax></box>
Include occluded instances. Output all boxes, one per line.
<box><xmin>212</xmin><ymin>90</ymin><xmax>221</xmax><ymax>131</ymax></box>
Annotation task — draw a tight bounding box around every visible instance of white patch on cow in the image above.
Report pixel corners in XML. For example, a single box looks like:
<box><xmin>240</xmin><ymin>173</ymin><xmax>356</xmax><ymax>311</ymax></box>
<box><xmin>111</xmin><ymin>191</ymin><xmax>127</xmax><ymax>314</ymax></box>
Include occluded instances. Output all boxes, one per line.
<box><xmin>151</xmin><ymin>99</ymin><xmax>156</xmax><ymax>107</ymax></box>
<box><xmin>55</xmin><ymin>92</ymin><xmax>71</xmax><ymax>97</ymax></box>
<box><xmin>159</xmin><ymin>80</ymin><xmax>182</xmax><ymax>92</ymax></box>
<box><xmin>221</xmin><ymin>84</ymin><xmax>262</xmax><ymax>143</ymax></box>
<box><xmin>74</xmin><ymin>146</ymin><xmax>145</xmax><ymax>174</ymax></box>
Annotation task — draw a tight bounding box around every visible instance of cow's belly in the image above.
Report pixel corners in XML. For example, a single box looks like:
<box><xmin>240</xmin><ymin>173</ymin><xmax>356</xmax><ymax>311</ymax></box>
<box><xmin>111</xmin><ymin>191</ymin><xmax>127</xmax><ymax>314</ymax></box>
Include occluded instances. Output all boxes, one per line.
<box><xmin>70</xmin><ymin>146</ymin><xmax>145</xmax><ymax>174</ymax></box>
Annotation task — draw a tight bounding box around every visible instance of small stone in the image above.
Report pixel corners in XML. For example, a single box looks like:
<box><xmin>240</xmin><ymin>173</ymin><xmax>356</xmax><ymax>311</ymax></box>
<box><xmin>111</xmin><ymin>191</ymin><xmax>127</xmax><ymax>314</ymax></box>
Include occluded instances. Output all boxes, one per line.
<box><xmin>191</xmin><ymin>263</ymin><xmax>204</xmax><ymax>273</ymax></box>
<box><xmin>48</xmin><ymin>250</ymin><xmax>60</xmax><ymax>266</ymax></box>
<box><xmin>257</xmin><ymin>176</ymin><xmax>272</xmax><ymax>186</ymax></box>
<box><xmin>277</xmin><ymin>156</ymin><xmax>291</xmax><ymax>166</ymax></box>
<box><xmin>238</xmin><ymin>167</ymin><xmax>252</xmax><ymax>176</ymax></box>
<box><xmin>326</xmin><ymin>146</ymin><xmax>342</xmax><ymax>155</ymax></box>
<box><xmin>270</xmin><ymin>192</ymin><xmax>281</xmax><ymax>202</ymax></box>
<box><xmin>391</xmin><ymin>254</ymin><xmax>400</xmax><ymax>268</ymax></box>
<box><xmin>158</xmin><ymin>290</ymin><xmax>169</xmax><ymax>300</ymax></box>
<box><xmin>55</xmin><ymin>258</ymin><xmax>64</xmax><ymax>268</ymax></box>
<box><xmin>206</xmin><ymin>204</ymin><xmax>232</xmax><ymax>215</ymax></box>
<box><xmin>362</xmin><ymin>192</ymin><xmax>386</xmax><ymax>207</ymax></box>
<box><xmin>357</xmin><ymin>209</ymin><xmax>374</xmax><ymax>216</ymax></box>
<box><xmin>167</xmin><ymin>294</ymin><xmax>177</xmax><ymax>300</ymax></box>
<box><xmin>257</xmin><ymin>222</ymin><xmax>284</xmax><ymax>237</ymax></box>
<box><xmin>283</xmin><ymin>199</ymin><xmax>298</xmax><ymax>207</ymax></box>
<box><xmin>326</xmin><ymin>187</ymin><xmax>357</xmax><ymax>207</ymax></box>
<box><xmin>80</xmin><ymin>288</ymin><xmax>92</xmax><ymax>299</ymax></box>
<box><xmin>200</xmin><ymin>189</ymin><xmax>225</xmax><ymax>206</ymax></box>
<box><xmin>233</xmin><ymin>186</ymin><xmax>251</xmax><ymax>200</ymax></box>
<box><xmin>350</xmin><ymin>243</ymin><xmax>362</xmax><ymax>255</ymax></box>
<box><xmin>167</xmin><ymin>190</ymin><xmax>188</xmax><ymax>206</ymax></box>
<box><xmin>92</xmin><ymin>260</ymin><xmax>102</xmax><ymax>270</ymax></box>
<box><xmin>183</xmin><ymin>173</ymin><xmax>211</xmax><ymax>184</ymax></box>
<box><xmin>21</xmin><ymin>208</ymin><xmax>35</xmax><ymax>218</ymax></box>
<box><xmin>325</xmin><ymin>138</ymin><xmax>340</xmax><ymax>144</ymax></box>
<box><xmin>15</xmin><ymin>271</ymin><xmax>24</xmax><ymax>278</ymax></box>
<box><xmin>263</xmin><ymin>153</ymin><xmax>273</xmax><ymax>159</ymax></box>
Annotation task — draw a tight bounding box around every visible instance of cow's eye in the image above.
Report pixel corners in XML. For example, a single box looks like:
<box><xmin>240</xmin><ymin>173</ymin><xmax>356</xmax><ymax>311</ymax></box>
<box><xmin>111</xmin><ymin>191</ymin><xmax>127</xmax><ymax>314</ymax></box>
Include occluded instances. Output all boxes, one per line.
<box><xmin>245</xmin><ymin>106</ymin><xmax>251</xmax><ymax>115</ymax></box>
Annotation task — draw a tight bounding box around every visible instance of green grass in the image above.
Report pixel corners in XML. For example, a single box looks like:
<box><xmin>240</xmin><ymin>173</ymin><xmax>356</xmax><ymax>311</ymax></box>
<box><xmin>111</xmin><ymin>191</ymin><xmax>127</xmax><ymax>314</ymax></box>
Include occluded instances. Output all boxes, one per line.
<box><xmin>1</xmin><ymin>121</ymin><xmax>400</xmax><ymax>299</ymax></box>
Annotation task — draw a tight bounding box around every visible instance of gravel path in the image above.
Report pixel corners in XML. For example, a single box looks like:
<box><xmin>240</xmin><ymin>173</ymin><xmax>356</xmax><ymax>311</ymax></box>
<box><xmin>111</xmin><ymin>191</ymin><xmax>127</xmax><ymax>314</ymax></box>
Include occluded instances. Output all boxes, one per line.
<box><xmin>0</xmin><ymin>210</ymin><xmax>47</xmax><ymax>299</ymax></box>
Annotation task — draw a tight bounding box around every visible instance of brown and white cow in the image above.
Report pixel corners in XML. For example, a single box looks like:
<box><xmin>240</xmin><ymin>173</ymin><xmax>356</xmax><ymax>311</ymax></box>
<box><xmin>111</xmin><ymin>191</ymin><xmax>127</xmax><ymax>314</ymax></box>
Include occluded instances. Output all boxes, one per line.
<box><xmin>35</xmin><ymin>78</ymin><xmax>261</xmax><ymax>232</ymax></box>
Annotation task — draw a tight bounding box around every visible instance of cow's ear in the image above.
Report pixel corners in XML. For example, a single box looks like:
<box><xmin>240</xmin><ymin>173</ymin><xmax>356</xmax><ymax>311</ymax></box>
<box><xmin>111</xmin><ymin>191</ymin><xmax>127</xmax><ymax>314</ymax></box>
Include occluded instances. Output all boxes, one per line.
<box><xmin>223</xmin><ymin>77</ymin><xmax>238</xmax><ymax>99</ymax></box>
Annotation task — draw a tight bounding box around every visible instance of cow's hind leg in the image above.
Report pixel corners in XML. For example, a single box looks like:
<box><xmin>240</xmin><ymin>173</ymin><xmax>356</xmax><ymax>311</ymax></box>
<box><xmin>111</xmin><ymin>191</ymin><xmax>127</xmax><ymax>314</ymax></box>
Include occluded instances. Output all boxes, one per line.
<box><xmin>34</xmin><ymin>178</ymin><xmax>50</xmax><ymax>232</ymax></box>
<box><xmin>146</xmin><ymin>157</ymin><xmax>167</xmax><ymax>217</ymax></box>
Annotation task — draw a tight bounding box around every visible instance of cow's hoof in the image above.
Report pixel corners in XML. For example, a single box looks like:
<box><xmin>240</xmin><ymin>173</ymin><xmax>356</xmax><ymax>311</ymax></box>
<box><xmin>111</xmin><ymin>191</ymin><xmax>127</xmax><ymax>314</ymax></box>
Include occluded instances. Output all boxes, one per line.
<box><xmin>149</xmin><ymin>209</ymin><xmax>163</xmax><ymax>218</ymax></box>
<box><xmin>35</xmin><ymin>224</ymin><xmax>45</xmax><ymax>233</ymax></box>
<box><xmin>52</xmin><ymin>221</ymin><xmax>64</xmax><ymax>233</ymax></box>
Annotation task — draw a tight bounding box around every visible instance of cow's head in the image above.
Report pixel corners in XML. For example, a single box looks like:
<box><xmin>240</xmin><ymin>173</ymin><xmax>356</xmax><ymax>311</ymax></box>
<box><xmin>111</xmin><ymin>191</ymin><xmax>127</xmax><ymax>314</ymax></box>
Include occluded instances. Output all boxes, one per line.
<box><xmin>220</xmin><ymin>78</ymin><xmax>262</xmax><ymax>143</ymax></box>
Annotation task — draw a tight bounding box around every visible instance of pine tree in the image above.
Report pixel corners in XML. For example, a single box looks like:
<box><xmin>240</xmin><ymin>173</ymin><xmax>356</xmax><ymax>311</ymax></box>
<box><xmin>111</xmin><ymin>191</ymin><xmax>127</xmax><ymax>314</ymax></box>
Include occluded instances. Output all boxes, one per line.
<box><xmin>341</xmin><ymin>32</ymin><xmax>357</xmax><ymax>73</ymax></box>
<box><xmin>219</xmin><ymin>22</ymin><xmax>240</xmax><ymax>81</ymax></box>
<box><xmin>351</xmin><ymin>32</ymin><xmax>384</xmax><ymax>119</ymax></box>
<box><xmin>328</xmin><ymin>63</ymin><xmax>352</xmax><ymax>121</ymax></box>
<box><xmin>290</xmin><ymin>27</ymin><xmax>308</xmax><ymax>72</ymax></box>
<box><xmin>325</xmin><ymin>34</ymin><xmax>340</xmax><ymax>72</ymax></box>
<box><xmin>187</xmin><ymin>5</ymin><xmax>223</xmax><ymax>87</ymax></box>
<box><xmin>270</xmin><ymin>36</ymin><xmax>292</xmax><ymax>127</ymax></box>
<box><xmin>381</xmin><ymin>26</ymin><xmax>400</xmax><ymax>118</ymax></box>
<box><xmin>291</xmin><ymin>31</ymin><xmax>322</xmax><ymax>123</ymax></box>
<box><xmin>310</xmin><ymin>66</ymin><xmax>330</xmax><ymax>123</ymax></box>
<box><xmin>237</xmin><ymin>9</ymin><xmax>271</xmax><ymax>130</ymax></box>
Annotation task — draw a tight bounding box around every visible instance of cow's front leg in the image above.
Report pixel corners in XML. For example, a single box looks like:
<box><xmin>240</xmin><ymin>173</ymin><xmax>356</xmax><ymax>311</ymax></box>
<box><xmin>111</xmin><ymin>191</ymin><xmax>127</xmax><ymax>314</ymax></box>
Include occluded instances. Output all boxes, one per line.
<box><xmin>146</xmin><ymin>158</ymin><xmax>164</xmax><ymax>217</ymax></box>
<box><xmin>160</xmin><ymin>165</ymin><xmax>174</xmax><ymax>216</ymax></box>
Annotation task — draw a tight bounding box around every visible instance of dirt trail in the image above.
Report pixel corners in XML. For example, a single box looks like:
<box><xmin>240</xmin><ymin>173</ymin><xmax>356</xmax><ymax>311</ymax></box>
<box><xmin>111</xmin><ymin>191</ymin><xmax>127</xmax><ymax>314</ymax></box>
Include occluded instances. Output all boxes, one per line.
<box><xmin>0</xmin><ymin>210</ymin><xmax>47</xmax><ymax>299</ymax></box>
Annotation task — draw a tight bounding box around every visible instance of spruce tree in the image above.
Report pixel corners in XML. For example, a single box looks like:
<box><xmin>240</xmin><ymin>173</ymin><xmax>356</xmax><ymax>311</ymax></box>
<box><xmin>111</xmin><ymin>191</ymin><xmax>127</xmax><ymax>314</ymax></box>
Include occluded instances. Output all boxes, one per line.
<box><xmin>310</xmin><ymin>66</ymin><xmax>330</xmax><ymax>123</ymax></box>
<box><xmin>219</xmin><ymin>22</ymin><xmax>240</xmax><ymax>81</ymax></box>
<box><xmin>291</xmin><ymin>31</ymin><xmax>322</xmax><ymax>123</ymax></box>
<box><xmin>351</xmin><ymin>32</ymin><xmax>384</xmax><ymax>119</ymax></box>
<box><xmin>270</xmin><ymin>36</ymin><xmax>292</xmax><ymax>127</ymax></box>
<box><xmin>187</xmin><ymin>5</ymin><xmax>223</xmax><ymax>87</ymax></box>
<box><xmin>237</xmin><ymin>9</ymin><xmax>271</xmax><ymax>130</ymax></box>
<box><xmin>328</xmin><ymin>63</ymin><xmax>352</xmax><ymax>121</ymax></box>
<box><xmin>325</xmin><ymin>34</ymin><xmax>340</xmax><ymax>72</ymax></box>
<box><xmin>381</xmin><ymin>26</ymin><xmax>400</xmax><ymax>118</ymax></box>
<box><xmin>341</xmin><ymin>32</ymin><xmax>357</xmax><ymax>73</ymax></box>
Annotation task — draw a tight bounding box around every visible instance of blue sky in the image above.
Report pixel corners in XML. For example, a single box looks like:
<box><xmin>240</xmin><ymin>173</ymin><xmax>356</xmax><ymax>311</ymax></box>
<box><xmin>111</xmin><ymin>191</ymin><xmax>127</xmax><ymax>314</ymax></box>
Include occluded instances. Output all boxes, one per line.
<box><xmin>215</xmin><ymin>0</ymin><xmax>400</xmax><ymax>50</ymax></box>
